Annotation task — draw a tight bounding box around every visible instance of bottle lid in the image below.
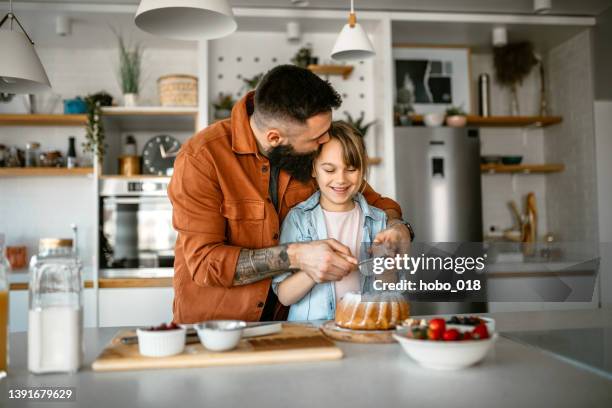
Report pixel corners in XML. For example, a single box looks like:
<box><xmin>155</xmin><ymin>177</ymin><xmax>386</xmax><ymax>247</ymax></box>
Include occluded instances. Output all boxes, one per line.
<box><xmin>39</xmin><ymin>238</ymin><xmax>73</xmax><ymax>250</ymax></box>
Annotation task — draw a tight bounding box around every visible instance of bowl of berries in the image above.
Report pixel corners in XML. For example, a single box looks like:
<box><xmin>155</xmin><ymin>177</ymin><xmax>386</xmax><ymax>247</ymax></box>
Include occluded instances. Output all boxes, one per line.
<box><xmin>393</xmin><ymin>317</ymin><xmax>497</xmax><ymax>370</ymax></box>
<box><xmin>136</xmin><ymin>322</ymin><xmax>186</xmax><ymax>357</ymax></box>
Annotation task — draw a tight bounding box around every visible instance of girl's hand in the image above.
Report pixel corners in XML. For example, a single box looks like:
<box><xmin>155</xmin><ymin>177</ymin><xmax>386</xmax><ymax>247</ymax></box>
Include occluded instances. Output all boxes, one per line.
<box><xmin>373</xmin><ymin>221</ymin><xmax>412</xmax><ymax>256</ymax></box>
<box><xmin>287</xmin><ymin>239</ymin><xmax>358</xmax><ymax>283</ymax></box>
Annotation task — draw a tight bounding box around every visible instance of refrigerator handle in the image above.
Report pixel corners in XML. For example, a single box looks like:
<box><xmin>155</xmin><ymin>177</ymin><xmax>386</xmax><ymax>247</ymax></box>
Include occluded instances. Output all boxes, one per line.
<box><xmin>432</xmin><ymin>157</ymin><xmax>444</xmax><ymax>177</ymax></box>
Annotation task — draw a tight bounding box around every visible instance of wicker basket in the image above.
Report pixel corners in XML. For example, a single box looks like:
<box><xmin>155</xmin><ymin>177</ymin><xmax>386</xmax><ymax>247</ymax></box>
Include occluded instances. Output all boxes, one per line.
<box><xmin>158</xmin><ymin>74</ymin><xmax>198</xmax><ymax>107</ymax></box>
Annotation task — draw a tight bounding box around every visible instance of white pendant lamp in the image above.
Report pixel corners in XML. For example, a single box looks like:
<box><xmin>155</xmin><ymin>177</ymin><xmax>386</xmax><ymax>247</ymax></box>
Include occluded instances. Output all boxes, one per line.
<box><xmin>135</xmin><ymin>0</ymin><xmax>237</xmax><ymax>41</ymax></box>
<box><xmin>0</xmin><ymin>0</ymin><xmax>51</xmax><ymax>94</ymax></box>
<box><xmin>331</xmin><ymin>0</ymin><xmax>375</xmax><ymax>61</ymax></box>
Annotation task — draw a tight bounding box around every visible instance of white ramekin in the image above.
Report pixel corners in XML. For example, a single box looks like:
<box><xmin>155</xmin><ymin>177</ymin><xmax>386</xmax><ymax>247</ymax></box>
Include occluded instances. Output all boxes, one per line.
<box><xmin>136</xmin><ymin>327</ymin><xmax>186</xmax><ymax>357</ymax></box>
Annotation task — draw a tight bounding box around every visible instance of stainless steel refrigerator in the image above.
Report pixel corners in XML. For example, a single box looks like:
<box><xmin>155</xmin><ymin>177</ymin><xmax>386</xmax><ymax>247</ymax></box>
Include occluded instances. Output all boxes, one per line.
<box><xmin>393</xmin><ymin>126</ymin><xmax>487</xmax><ymax>315</ymax></box>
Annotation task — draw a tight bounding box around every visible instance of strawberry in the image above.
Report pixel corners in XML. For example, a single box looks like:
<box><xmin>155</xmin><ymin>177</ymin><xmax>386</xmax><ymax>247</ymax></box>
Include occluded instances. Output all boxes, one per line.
<box><xmin>472</xmin><ymin>323</ymin><xmax>489</xmax><ymax>339</ymax></box>
<box><xmin>442</xmin><ymin>329</ymin><xmax>460</xmax><ymax>341</ymax></box>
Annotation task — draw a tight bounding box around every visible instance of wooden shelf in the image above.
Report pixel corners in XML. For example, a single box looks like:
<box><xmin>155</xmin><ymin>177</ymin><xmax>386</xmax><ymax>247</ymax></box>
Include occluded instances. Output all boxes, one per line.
<box><xmin>408</xmin><ymin>115</ymin><xmax>562</xmax><ymax>128</ymax></box>
<box><xmin>0</xmin><ymin>114</ymin><xmax>87</xmax><ymax>127</ymax></box>
<box><xmin>98</xmin><ymin>174</ymin><xmax>171</xmax><ymax>180</ymax></box>
<box><xmin>0</xmin><ymin>167</ymin><xmax>94</xmax><ymax>177</ymax></box>
<box><xmin>367</xmin><ymin>157</ymin><xmax>382</xmax><ymax>165</ymax></box>
<box><xmin>307</xmin><ymin>64</ymin><xmax>354</xmax><ymax>79</ymax></box>
<box><xmin>481</xmin><ymin>164</ymin><xmax>565</xmax><ymax>174</ymax></box>
<box><xmin>101</xmin><ymin>106</ymin><xmax>198</xmax><ymax>131</ymax></box>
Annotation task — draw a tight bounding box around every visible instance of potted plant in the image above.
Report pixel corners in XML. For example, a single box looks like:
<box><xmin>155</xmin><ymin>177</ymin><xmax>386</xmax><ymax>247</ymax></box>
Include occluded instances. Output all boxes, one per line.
<box><xmin>213</xmin><ymin>93</ymin><xmax>236</xmax><ymax>119</ymax></box>
<box><xmin>343</xmin><ymin>112</ymin><xmax>376</xmax><ymax>137</ymax></box>
<box><xmin>115</xmin><ymin>32</ymin><xmax>143</xmax><ymax>107</ymax></box>
<box><xmin>241</xmin><ymin>73</ymin><xmax>263</xmax><ymax>94</ymax></box>
<box><xmin>291</xmin><ymin>44</ymin><xmax>315</xmax><ymax>68</ymax></box>
<box><xmin>445</xmin><ymin>105</ymin><xmax>467</xmax><ymax>127</ymax></box>
<box><xmin>493</xmin><ymin>42</ymin><xmax>538</xmax><ymax>116</ymax></box>
<box><xmin>83</xmin><ymin>92</ymin><xmax>112</xmax><ymax>165</ymax></box>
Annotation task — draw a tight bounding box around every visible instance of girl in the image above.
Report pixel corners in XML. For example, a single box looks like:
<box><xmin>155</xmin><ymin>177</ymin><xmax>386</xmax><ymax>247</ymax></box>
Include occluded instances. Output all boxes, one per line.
<box><xmin>272</xmin><ymin>121</ymin><xmax>387</xmax><ymax>321</ymax></box>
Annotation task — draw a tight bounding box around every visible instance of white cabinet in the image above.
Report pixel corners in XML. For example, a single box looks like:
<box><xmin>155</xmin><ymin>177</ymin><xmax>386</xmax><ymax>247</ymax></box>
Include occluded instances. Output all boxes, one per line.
<box><xmin>98</xmin><ymin>288</ymin><xmax>174</xmax><ymax>327</ymax></box>
<box><xmin>9</xmin><ymin>289</ymin><xmax>97</xmax><ymax>333</ymax></box>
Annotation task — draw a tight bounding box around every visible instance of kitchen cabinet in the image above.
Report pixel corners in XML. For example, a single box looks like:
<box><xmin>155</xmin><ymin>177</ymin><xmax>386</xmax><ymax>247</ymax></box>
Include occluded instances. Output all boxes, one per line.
<box><xmin>98</xmin><ymin>288</ymin><xmax>174</xmax><ymax>327</ymax></box>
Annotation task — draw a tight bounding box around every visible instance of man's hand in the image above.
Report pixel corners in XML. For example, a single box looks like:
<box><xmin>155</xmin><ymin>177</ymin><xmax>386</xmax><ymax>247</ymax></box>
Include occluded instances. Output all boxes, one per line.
<box><xmin>287</xmin><ymin>239</ymin><xmax>358</xmax><ymax>283</ymax></box>
<box><xmin>373</xmin><ymin>219</ymin><xmax>412</xmax><ymax>256</ymax></box>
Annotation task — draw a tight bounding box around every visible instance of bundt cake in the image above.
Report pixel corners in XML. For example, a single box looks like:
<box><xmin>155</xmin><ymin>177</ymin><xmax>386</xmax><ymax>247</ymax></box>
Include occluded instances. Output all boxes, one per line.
<box><xmin>335</xmin><ymin>292</ymin><xmax>410</xmax><ymax>330</ymax></box>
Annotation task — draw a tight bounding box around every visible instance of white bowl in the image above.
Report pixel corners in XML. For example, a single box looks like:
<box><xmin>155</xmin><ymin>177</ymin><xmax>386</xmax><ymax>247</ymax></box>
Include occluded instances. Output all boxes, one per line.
<box><xmin>423</xmin><ymin>112</ymin><xmax>446</xmax><ymax>127</ymax></box>
<box><xmin>136</xmin><ymin>328</ymin><xmax>186</xmax><ymax>357</ymax></box>
<box><xmin>393</xmin><ymin>327</ymin><xmax>497</xmax><ymax>370</ymax></box>
<box><xmin>446</xmin><ymin>317</ymin><xmax>496</xmax><ymax>334</ymax></box>
<box><xmin>195</xmin><ymin>320</ymin><xmax>247</xmax><ymax>351</ymax></box>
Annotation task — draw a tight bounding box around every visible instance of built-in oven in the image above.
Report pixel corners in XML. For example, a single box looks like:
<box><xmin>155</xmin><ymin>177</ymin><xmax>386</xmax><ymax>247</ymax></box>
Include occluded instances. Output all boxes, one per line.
<box><xmin>99</xmin><ymin>178</ymin><xmax>176</xmax><ymax>278</ymax></box>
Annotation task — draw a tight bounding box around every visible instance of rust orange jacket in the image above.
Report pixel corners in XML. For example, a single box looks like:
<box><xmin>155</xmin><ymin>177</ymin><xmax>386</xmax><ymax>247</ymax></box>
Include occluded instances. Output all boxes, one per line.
<box><xmin>168</xmin><ymin>92</ymin><xmax>402</xmax><ymax>323</ymax></box>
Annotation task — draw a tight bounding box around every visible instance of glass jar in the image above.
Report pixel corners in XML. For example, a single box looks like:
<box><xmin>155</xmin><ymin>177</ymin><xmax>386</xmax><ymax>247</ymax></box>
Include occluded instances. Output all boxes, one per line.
<box><xmin>25</xmin><ymin>142</ymin><xmax>40</xmax><ymax>167</ymax></box>
<box><xmin>28</xmin><ymin>238</ymin><xmax>83</xmax><ymax>374</ymax></box>
<box><xmin>0</xmin><ymin>234</ymin><xmax>9</xmax><ymax>379</ymax></box>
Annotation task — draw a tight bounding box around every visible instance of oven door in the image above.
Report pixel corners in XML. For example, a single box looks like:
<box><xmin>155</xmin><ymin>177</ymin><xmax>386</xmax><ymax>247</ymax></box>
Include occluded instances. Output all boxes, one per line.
<box><xmin>100</xmin><ymin>196</ymin><xmax>176</xmax><ymax>269</ymax></box>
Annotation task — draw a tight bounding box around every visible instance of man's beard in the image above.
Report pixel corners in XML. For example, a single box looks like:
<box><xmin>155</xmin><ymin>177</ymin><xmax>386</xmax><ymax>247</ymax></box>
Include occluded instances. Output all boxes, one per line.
<box><xmin>267</xmin><ymin>144</ymin><xmax>316</xmax><ymax>183</ymax></box>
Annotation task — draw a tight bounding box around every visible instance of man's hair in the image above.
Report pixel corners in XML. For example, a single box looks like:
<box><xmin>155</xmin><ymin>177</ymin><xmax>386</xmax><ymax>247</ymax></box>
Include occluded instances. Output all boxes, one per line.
<box><xmin>253</xmin><ymin>65</ymin><xmax>342</xmax><ymax>130</ymax></box>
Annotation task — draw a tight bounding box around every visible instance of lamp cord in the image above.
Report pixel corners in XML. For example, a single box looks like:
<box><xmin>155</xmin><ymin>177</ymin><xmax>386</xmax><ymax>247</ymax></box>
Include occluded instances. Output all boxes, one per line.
<box><xmin>0</xmin><ymin>0</ymin><xmax>35</xmax><ymax>45</ymax></box>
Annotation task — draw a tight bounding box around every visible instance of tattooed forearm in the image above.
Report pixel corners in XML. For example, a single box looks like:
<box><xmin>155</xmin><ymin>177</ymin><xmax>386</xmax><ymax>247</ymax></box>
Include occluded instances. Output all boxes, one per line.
<box><xmin>234</xmin><ymin>245</ymin><xmax>297</xmax><ymax>286</ymax></box>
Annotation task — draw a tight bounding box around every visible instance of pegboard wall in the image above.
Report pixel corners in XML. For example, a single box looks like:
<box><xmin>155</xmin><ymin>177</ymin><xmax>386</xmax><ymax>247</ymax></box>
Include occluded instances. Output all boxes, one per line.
<box><xmin>208</xmin><ymin>31</ymin><xmax>379</xmax><ymax>161</ymax></box>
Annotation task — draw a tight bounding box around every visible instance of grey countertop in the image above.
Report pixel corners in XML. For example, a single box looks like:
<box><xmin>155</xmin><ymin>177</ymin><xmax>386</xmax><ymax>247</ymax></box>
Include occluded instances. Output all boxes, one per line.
<box><xmin>2</xmin><ymin>309</ymin><xmax>612</xmax><ymax>408</ymax></box>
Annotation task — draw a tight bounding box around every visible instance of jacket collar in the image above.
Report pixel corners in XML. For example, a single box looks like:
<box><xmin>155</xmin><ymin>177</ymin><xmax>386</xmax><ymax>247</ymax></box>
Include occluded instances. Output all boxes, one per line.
<box><xmin>231</xmin><ymin>91</ymin><xmax>260</xmax><ymax>155</ymax></box>
<box><xmin>297</xmin><ymin>190</ymin><xmax>383</xmax><ymax>222</ymax></box>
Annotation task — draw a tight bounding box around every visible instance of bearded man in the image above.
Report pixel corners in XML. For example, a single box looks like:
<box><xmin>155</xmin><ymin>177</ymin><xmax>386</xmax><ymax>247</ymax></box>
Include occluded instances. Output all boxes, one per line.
<box><xmin>168</xmin><ymin>65</ymin><xmax>413</xmax><ymax>322</ymax></box>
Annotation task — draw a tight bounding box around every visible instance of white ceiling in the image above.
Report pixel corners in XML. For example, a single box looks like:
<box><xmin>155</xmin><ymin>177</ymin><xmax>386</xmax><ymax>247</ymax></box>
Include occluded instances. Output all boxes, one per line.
<box><xmin>5</xmin><ymin>0</ymin><xmax>612</xmax><ymax>16</ymax></box>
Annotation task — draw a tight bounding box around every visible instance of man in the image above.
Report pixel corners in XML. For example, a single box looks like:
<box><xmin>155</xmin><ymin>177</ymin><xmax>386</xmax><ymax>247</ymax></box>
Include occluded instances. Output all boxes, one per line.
<box><xmin>168</xmin><ymin>65</ymin><xmax>413</xmax><ymax>323</ymax></box>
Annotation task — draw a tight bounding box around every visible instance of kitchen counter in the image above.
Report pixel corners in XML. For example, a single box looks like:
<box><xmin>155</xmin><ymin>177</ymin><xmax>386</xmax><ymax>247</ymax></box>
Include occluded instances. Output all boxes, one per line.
<box><xmin>2</xmin><ymin>309</ymin><xmax>611</xmax><ymax>408</ymax></box>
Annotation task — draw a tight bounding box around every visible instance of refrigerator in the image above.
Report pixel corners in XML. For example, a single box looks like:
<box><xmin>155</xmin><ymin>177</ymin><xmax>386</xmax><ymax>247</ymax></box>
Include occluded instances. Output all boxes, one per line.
<box><xmin>393</xmin><ymin>126</ymin><xmax>487</xmax><ymax>315</ymax></box>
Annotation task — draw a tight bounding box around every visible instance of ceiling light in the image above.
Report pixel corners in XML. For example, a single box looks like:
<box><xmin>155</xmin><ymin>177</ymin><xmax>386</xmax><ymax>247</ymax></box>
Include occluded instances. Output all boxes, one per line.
<box><xmin>135</xmin><ymin>0</ymin><xmax>237</xmax><ymax>41</ymax></box>
<box><xmin>534</xmin><ymin>0</ymin><xmax>552</xmax><ymax>14</ymax></box>
<box><xmin>0</xmin><ymin>0</ymin><xmax>51</xmax><ymax>94</ymax></box>
<box><xmin>331</xmin><ymin>0</ymin><xmax>375</xmax><ymax>61</ymax></box>
<box><xmin>492</xmin><ymin>26</ymin><xmax>508</xmax><ymax>47</ymax></box>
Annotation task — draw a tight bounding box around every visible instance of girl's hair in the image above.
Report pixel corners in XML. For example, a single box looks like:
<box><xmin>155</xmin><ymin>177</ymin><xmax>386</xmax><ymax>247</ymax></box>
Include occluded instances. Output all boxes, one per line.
<box><xmin>316</xmin><ymin>120</ymin><xmax>369</xmax><ymax>183</ymax></box>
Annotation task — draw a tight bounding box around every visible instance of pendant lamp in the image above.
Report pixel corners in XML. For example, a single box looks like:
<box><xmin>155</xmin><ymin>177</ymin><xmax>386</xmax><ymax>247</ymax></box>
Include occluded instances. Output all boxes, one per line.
<box><xmin>0</xmin><ymin>0</ymin><xmax>51</xmax><ymax>94</ymax></box>
<box><xmin>135</xmin><ymin>0</ymin><xmax>237</xmax><ymax>40</ymax></box>
<box><xmin>331</xmin><ymin>0</ymin><xmax>375</xmax><ymax>61</ymax></box>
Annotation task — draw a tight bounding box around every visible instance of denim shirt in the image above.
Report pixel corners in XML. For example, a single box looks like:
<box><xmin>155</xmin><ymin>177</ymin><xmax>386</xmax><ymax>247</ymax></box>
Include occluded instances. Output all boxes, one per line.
<box><xmin>272</xmin><ymin>191</ymin><xmax>387</xmax><ymax>321</ymax></box>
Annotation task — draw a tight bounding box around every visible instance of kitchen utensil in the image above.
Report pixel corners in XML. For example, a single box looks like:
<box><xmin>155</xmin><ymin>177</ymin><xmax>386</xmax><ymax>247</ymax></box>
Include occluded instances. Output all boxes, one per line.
<box><xmin>508</xmin><ymin>200</ymin><xmax>523</xmax><ymax>230</ymax></box>
<box><xmin>136</xmin><ymin>327</ymin><xmax>186</xmax><ymax>357</ymax></box>
<box><xmin>393</xmin><ymin>327</ymin><xmax>498</xmax><ymax>370</ymax></box>
<box><xmin>120</xmin><ymin>322</ymin><xmax>282</xmax><ymax>346</ymax></box>
<box><xmin>478</xmin><ymin>73</ymin><xmax>491</xmax><ymax>117</ymax></box>
<box><xmin>195</xmin><ymin>320</ymin><xmax>246</xmax><ymax>351</ymax></box>
<box><xmin>92</xmin><ymin>324</ymin><xmax>343</xmax><ymax>372</ymax></box>
<box><xmin>501</xmin><ymin>155</ymin><xmax>523</xmax><ymax>165</ymax></box>
<box><xmin>63</xmin><ymin>97</ymin><xmax>87</xmax><ymax>114</ymax></box>
<box><xmin>118</xmin><ymin>155</ymin><xmax>141</xmax><ymax>176</ymax></box>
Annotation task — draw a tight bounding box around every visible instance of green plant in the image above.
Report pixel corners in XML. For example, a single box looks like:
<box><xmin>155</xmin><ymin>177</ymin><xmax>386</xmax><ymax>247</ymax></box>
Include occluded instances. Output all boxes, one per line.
<box><xmin>493</xmin><ymin>42</ymin><xmax>538</xmax><ymax>88</ymax></box>
<box><xmin>291</xmin><ymin>45</ymin><xmax>313</xmax><ymax>68</ymax></box>
<box><xmin>343</xmin><ymin>112</ymin><xmax>376</xmax><ymax>137</ymax></box>
<box><xmin>213</xmin><ymin>93</ymin><xmax>236</xmax><ymax>111</ymax></box>
<box><xmin>83</xmin><ymin>95</ymin><xmax>106</xmax><ymax>161</ymax></box>
<box><xmin>114</xmin><ymin>31</ymin><xmax>143</xmax><ymax>94</ymax></box>
<box><xmin>242</xmin><ymin>73</ymin><xmax>264</xmax><ymax>93</ymax></box>
<box><xmin>445</xmin><ymin>105</ymin><xmax>466</xmax><ymax>116</ymax></box>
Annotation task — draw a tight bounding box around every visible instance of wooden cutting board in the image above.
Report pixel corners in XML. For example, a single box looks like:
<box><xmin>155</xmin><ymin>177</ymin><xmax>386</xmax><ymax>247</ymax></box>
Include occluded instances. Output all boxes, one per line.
<box><xmin>92</xmin><ymin>323</ymin><xmax>342</xmax><ymax>372</ymax></box>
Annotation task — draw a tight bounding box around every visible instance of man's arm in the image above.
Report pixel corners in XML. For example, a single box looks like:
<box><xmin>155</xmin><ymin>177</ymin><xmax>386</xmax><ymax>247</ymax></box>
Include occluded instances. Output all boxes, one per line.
<box><xmin>234</xmin><ymin>245</ymin><xmax>293</xmax><ymax>286</ymax></box>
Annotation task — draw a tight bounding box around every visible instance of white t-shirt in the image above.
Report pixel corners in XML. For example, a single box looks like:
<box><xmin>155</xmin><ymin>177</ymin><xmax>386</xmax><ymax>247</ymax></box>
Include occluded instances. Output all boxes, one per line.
<box><xmin>322</xmin><ymin>204</ymin><xmax>364</xmax><ymax>303</ymax></box>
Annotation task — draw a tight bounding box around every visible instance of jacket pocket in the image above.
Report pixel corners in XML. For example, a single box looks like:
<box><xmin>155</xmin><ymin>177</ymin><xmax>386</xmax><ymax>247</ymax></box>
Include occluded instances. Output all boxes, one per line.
<box><xmin>221</xmin><ymin>199</ymin><xmax>265</xmax><ymax>247</ymax></box>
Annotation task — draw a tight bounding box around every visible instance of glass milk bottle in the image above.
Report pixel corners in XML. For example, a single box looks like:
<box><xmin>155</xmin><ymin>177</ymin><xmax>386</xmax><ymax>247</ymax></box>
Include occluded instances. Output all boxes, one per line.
<box><xmin>0</xmin><ymin>234</ymin><xmax>9</xmax><ymax>378</ymax></box>
<box><xmin>28</xmin><ymin>238</ymin><xmax>83</xmax><ymax>374</ymax></box>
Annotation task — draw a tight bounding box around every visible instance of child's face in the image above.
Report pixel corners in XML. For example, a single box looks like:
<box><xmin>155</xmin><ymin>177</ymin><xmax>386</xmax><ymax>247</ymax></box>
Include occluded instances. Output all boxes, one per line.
<box><xmin>313</xmin><ymin>138</ymin><xmax>362</xmax><ymax>211</ymax></box>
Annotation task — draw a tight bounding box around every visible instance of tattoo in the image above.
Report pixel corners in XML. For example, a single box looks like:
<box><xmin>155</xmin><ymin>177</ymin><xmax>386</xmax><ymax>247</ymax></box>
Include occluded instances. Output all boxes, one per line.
<box><xmin>234</xmin><ymin>245</ymin><xmax>296</xmax><ymax>285</ymax></box>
